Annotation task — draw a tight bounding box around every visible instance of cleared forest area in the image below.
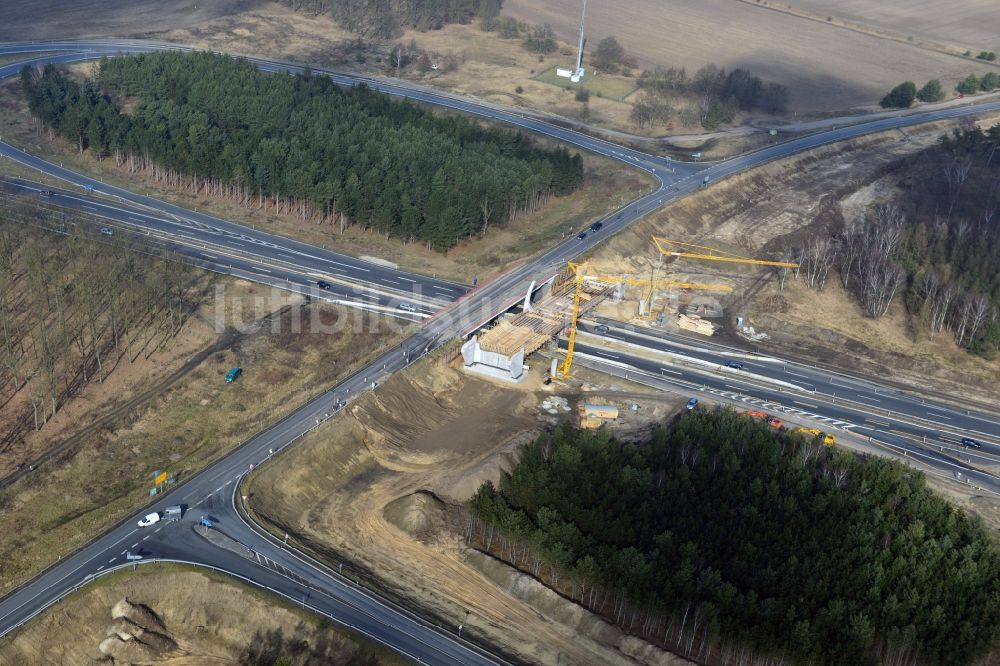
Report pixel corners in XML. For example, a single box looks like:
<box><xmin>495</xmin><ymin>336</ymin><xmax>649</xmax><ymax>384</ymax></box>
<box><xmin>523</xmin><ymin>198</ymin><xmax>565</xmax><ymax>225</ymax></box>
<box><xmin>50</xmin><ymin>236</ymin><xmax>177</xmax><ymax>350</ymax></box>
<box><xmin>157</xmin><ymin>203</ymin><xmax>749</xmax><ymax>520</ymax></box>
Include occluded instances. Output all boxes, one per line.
<box><xmin>0</xmin><ymin>195</ymin><xmax>198</xmax><ymax>456</ymax></box>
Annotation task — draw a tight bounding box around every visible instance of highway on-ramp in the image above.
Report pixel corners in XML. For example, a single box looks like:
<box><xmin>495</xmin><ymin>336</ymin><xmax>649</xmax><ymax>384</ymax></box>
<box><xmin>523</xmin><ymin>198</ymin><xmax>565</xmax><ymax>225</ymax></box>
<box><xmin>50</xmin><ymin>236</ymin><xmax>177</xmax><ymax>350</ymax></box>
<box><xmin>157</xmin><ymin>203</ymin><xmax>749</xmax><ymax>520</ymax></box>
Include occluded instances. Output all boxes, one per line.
<box><xmin>1</xmin><ymin>40</ymin><xmax>1000</xmax><ymax>664</ymax></box>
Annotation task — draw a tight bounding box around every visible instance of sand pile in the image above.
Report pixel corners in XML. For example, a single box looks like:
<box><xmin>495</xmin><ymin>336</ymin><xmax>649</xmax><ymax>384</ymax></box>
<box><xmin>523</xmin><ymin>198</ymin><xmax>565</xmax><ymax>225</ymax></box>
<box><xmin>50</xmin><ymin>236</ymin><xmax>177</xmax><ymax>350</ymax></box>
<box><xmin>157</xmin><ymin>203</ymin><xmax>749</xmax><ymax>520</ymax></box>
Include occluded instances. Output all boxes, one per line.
<box><xmin>98</xmin><ymin>597</ymin><xmax>178</xmax><ymax>663</ymax></box>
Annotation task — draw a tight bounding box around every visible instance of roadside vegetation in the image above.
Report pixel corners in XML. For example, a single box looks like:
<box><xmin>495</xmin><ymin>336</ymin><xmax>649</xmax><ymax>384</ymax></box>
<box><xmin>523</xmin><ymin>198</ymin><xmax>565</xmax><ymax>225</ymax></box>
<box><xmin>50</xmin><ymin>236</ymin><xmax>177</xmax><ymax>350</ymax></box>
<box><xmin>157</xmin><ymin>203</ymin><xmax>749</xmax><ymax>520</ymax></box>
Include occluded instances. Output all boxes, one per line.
<box><xmin>787</xmin><ymin>123</ymin><xmax>1000</xmax><ymax>357</ymax></box>
<box><xmin>882</xmin><ymin>73</ymin><xmax>999</xmax><ymax>107</ymax></box>
<box><xmin>21</xmin><ymin>51</ymin><xmax>584</xmax><ymax>251</ymax></box>
<box><xmin>468</xmin><ymin>411</ymin><xmax>1000</xmax><ymax>666</ymax></box>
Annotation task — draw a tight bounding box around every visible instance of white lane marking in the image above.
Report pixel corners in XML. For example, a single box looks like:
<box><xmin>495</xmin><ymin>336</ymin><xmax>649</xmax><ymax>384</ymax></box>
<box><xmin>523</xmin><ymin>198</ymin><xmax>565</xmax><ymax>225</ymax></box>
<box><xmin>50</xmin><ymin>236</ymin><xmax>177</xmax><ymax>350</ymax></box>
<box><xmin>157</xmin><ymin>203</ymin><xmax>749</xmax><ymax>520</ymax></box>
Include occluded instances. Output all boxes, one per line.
<box><xmin>398</xmin><ymin>277</ymin><xmax>416</xmax><ymax>283</ymax></box>
<box><xmin>108</xmin><ymin>558</ymin><xmax>116</xmax><ymax>564</ymax></box>
<box><xmin>594</xmin><ymin>351</ymin><xmax>619</xmax><ymax>359</ymax></box>
<box><xmin>659</xmin><ymin>367</ymin><xmax>681</xmax><ymax>375</ymax></box>
<box><xmin>96</xmin><ymin>566</ymin><xmax>105</xmax><ymax>572</ymax></box>
<box><xmin>131</xmin><ymin>543</ymin><xmax>138</xmax><ymax>549</ymax></box>
<box><xmin>786</xmin><ymin>370</ymin><xmax>810</xmax><ymax>379</ymax></box>
<box><xmin>927</xmin><ymin>411</ymin><xmax>952</xmax><ymax>420</ymax></box>
<box><xmin>82</xmin><ymin>205</ymin><xmax>99</xmax><ymax>211</ymax></box>
<box><xmin>142</xmin><ymin>535</ymin><xmax>151</xmax><ymax>541</ymax></box>
<box><xmin>858</xmin><ymin>394</ymin><xmax>880</xmax><ymax>403</ymax></box>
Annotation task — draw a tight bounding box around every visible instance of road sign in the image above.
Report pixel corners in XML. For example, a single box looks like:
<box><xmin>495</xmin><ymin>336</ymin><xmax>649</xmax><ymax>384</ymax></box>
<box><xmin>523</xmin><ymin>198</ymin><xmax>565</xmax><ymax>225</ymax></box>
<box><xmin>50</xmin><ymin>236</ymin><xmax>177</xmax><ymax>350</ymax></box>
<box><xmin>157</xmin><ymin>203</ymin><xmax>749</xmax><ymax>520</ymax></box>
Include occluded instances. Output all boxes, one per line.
<box><xmin>154</xmin><ymin>471</ymin><xmax>168</xmax><ymax>486</ymax></box>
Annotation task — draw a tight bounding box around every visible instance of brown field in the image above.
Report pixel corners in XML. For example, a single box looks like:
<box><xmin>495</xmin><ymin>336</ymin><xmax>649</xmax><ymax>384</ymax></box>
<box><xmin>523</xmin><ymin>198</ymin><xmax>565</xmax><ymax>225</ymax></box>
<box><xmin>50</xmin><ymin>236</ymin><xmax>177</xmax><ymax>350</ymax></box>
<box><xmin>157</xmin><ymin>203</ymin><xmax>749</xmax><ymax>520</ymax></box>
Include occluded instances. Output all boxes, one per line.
<box><xmin>0</xmin><ymin>0</ymin><xmax>264</xmax><ymax>42</ymax></box>
<box><xmin>503</xmin><ymin>0</ymin><xmax>988</xmax><ymax>113</ymax></box>
<box><xmin>0</xmin><ymin>563</ymin><xmax>401</xmax><ymax>665</ymax></box>
<box><xmin>788</xmin><ymin>0</ymin><xmax>1000</xmax><ymax>52</ymax></box>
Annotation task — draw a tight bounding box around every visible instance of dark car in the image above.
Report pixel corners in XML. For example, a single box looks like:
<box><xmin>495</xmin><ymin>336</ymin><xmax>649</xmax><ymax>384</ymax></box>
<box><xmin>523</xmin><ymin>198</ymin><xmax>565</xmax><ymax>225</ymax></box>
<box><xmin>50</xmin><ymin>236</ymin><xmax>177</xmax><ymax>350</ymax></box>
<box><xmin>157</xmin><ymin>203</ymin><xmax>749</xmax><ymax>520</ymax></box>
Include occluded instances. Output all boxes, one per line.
<box><xmin>594</xmin><ymin>324</ymin><xmax>610</xmax><ymax>335</ymax></box>
<box><xmin>39</xmin><ymin>190</ymin><xmax>54</xmax><ymax>197</ymax></box>
<box><xmin>316</xmin><ymin>280</ymin><xmax>333</xmax><ymax>290</ymax></box>
<box><xmin>590</xmin><ymin>221</ymin><xmax>603</xmax><ymax>232</ymax></box>
<box><xmin>961</xmin><ymin>437</ymin><xmax>982</xmax><ymax>449</ymax></box>
<box><xmin>686</xmin><ymin>397</ymin><xmax>699</xmax><ymax>411</ymax></box>
<box><xmin>725</xmin><ymin>360</ymin><xmax>744</xmax><ymax>370</ymax></box>
<box><xmin>576</xmin><ymin>231</ymin><xmax>587</xmax><ymax>241</ymax></box>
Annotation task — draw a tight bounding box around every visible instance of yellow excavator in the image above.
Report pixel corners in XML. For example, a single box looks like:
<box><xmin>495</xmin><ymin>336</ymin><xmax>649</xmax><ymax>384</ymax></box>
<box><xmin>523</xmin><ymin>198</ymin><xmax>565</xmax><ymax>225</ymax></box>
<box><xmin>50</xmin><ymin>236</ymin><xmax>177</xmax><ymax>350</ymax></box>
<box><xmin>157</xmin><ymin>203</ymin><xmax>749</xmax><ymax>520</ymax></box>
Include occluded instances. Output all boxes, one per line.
<box><xmin>794</xmin><ymin>427</ymin><xmax>836</xmax><ymax>446</ymax></box>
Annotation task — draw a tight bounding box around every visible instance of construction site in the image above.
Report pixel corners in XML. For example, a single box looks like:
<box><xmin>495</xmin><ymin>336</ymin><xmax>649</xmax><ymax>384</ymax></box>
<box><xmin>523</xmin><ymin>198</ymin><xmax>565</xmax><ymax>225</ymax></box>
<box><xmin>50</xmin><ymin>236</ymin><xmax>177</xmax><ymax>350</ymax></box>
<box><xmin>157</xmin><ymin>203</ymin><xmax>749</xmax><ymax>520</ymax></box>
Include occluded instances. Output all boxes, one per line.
<box><xmin>461</xmin><ymin>237</ymin><xmax>798</xmax><ymax>383</ymax></box>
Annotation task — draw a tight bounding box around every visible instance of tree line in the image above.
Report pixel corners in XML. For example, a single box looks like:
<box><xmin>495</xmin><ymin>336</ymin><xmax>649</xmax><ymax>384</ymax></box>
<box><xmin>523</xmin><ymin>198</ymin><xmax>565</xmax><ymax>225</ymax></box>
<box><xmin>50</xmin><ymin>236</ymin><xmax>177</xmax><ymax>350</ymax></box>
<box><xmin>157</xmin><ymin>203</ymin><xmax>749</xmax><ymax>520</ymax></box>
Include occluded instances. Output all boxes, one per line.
<box><xmin>273</xmin><ymin>0</ymin><xmax>502</xmax><ymax>38</ymax></box>
<box><xmin>787</xmin><ymin>123</ymin><xmax>1000</xmax><ymax>357</ymax></box>
<box><xmin>467</xmin><ymin>411</ymin><xmax>1000</xmax><ymax>666</ymax></box>
<box><xmin>882</xmin><ymin>73</ymin><xmax>1000</xmax><ymax>108</ymax></box>
<box><xmin>21</xmin><ymin>53</ymin><xmax>583</xmax><ymax>251</ymax></box>
<box><xmin>634</xmin><ymin>65</ymin><xmax>789</xmax><ymax>130</ymax></box>
<box><xmin>0</xmin><ymin>194</ymin><xmax>198</xmax><ymax>451</ymax></box>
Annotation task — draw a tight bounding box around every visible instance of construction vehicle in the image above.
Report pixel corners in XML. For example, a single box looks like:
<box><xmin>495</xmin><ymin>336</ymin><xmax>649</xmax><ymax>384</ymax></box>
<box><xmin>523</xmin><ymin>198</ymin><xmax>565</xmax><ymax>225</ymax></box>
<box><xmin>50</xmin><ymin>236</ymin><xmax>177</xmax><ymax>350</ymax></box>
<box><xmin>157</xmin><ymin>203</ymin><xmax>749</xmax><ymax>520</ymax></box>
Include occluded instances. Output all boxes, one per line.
<box><xmin>555</xmin><ymin>262</ymin><xmax>732</xmax><ymax>379</ymax></box>
<box><xmin>767</xmin><ymin>416</ymin><xmax>783</xmax><ymax>429</ymax></box>
<box><xmin>795</xmin><ymin>427</ymin><xmax>836</xmax><ymax>445</ymax></box>
<box><xmin>652</xmin><ymin>237</ymin><xmax>800</xmax><ymax>269</ymax></box>
<box><xmin>741</xmin><ymin>410</ymin><xmax>768</xmax><ymax>421</ymax></box>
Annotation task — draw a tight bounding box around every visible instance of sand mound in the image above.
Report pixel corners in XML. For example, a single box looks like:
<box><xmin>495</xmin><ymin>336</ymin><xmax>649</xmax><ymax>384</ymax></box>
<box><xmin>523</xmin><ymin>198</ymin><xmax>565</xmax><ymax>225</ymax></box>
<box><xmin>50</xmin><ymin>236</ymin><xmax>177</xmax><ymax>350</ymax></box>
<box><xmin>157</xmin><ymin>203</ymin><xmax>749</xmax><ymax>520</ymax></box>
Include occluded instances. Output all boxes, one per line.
<box><xmin>112</xmin><ymin>597</ymin><xmax>165</xmax><ymax>632</ymax></box>
<box><xmin>98</xmin><ymin>634</ymin><xmax>160</xmax><ymax>663</ymax></box>
<box><xmin>384</xmin><ymin>491</ymin><xmax>446</xmax><ymax>538</ymax></box>
<box><xmin>100</xmin><ymin>597</ymin><xmax>178</xmax><ymax>662</ymax></box>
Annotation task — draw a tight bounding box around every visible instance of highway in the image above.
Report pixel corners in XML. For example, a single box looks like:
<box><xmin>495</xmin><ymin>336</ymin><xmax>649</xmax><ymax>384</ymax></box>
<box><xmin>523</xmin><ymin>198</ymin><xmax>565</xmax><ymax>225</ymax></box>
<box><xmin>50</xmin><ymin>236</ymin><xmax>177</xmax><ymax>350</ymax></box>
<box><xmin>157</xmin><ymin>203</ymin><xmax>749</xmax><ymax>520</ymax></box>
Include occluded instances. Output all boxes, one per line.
<box><xmin>567</xmin><ymin>323</ymin><xmax>1000</xmax><ymax>490</ymax></box>
<box><xmin>1</xmin><ymin>39</ymin><xmax>1000</xmax><ymax>664</ymax></box>
<box><xmin>0</xmin><ymin>178</ymin><xmax>446</xmax><ymax>319</ymax></box>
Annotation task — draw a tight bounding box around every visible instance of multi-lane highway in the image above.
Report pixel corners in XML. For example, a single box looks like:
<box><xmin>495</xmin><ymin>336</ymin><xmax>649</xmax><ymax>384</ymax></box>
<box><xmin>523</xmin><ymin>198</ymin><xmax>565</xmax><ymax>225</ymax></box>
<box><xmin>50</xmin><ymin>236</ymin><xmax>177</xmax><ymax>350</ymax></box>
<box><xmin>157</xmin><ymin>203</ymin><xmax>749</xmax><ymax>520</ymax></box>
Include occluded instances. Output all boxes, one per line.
<box><xmin>2</xmin><ymin>39</ymin><xmax>1000</xmax><ymax>664</ymax></box>
<box><xmin>0</xmin><ymin>177</ymin><xmax>453</xmax><ymax>319</ymax></box>
<box><xmin>570</xmin><ymin>321</ymin><xmax>1000</xmax><ymax>491</ymax></box>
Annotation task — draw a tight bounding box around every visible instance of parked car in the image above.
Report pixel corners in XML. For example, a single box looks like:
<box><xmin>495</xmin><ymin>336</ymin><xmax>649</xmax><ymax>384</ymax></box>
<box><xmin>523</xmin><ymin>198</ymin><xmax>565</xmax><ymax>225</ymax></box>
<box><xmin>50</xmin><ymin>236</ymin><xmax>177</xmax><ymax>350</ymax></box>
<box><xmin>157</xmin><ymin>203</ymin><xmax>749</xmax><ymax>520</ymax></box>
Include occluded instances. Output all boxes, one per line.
<box><xmin>686</xmin><ymin>397</ymin><xmax>699</xmax><ymax>410</ymax></box>
<box><xmin>99</xmin><ymin>227</ymin><xmax>113</xmax><ymax>236</ymax></box>
<box><xmin>576</xmin><ymin>231</ymin><xmax>587</xmax><ymax>241</ymax></box>
<box><xmin>137</xmin><ymin>512</ymin><xmax>161</xmax><ymax>528</ymax></box>
<box><xmin>961</xmin><ymin>437</ymin><xmax>982</xmax><ymax>449</ymax></box>
<box><xmin>316</xmin><ymin>280</ymin><xmax>332</xmax><ymax>290</ymax></box>
<box><xmin>398</xmin><ymin>302</ymin><xmax>417</xmax><ymax>312</ymax></box>
<box><xmin>768</xmin><ymin>416</ymin><xmax>784</xmax><ymax>429</ymax></box>
<box><xmin>589</xmin><ymin>221</ymin><xmax>604</xmax><ymax>232</ymax></box>
<box><xmin>225</xmin><ymin>367</ymin><xmax>242</xmax><ymax>383</ymax></box>
<box><xmin>725</xmin><ymin>360</ymin><xmax>744</xmax><ymax>370</ymax></box>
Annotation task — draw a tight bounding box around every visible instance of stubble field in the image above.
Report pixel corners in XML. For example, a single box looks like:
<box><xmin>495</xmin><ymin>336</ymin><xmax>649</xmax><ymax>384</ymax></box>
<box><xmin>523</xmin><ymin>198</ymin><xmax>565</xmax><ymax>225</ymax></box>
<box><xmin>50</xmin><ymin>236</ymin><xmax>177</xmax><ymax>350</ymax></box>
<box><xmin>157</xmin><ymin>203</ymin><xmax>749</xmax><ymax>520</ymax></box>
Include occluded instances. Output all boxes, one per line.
<box><xmin>787</xmin><ymin>0</ymin><xmax>1000</xmax><ymax>51</ymax></box>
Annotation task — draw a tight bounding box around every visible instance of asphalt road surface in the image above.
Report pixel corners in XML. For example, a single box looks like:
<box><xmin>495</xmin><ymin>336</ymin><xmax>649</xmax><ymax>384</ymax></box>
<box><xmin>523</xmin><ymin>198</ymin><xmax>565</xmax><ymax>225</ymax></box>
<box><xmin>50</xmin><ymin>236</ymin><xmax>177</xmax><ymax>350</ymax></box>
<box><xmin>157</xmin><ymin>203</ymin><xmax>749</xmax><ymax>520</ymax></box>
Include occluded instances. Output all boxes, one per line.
<box><xmin>2</xmin><ymin>40</ymin><xmax>1000</xmax><ymax>663</ymax></box>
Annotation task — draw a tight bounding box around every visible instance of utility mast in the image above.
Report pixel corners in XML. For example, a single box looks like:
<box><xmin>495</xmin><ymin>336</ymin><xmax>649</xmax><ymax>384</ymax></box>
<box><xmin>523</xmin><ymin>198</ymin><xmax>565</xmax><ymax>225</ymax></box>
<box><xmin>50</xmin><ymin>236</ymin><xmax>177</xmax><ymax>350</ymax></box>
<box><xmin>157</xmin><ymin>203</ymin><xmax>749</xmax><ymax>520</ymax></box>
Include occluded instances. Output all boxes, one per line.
<box><xmin>572</xmin><ymin>0</ymin><xmax>587</xmax><ymax>81</ymax></box>
<box><xmin>556</xmin><ymin>0</ymin><xmax>587</xmax><ymax>83</ymax></box>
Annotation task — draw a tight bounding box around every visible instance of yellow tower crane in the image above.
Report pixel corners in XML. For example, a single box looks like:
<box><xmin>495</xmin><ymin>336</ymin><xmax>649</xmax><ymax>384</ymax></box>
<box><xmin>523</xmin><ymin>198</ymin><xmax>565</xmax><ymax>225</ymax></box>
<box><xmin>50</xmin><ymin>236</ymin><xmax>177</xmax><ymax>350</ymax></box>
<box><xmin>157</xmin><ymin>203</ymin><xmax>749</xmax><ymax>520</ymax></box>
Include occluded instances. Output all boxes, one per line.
<box><xmin>651</xmin><ymin>236</ymin><xmax>800</xmax><ymax>269</ymax></box>
<box><xmin>556</xmin><ymin>262</ymin><xmax>733</xmax><ymax>379</ymax></box>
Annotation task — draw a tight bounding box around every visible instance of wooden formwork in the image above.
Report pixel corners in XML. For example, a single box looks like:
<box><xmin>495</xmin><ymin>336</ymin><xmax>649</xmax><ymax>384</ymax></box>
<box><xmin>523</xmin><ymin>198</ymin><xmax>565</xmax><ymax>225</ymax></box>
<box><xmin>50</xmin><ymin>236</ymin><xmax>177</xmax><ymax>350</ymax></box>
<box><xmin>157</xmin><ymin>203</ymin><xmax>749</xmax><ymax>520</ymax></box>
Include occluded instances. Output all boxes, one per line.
<box><xmin>477</xmin><ymin>281</ymin><xmax>614</xmax><ymax>356</ymax></box>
